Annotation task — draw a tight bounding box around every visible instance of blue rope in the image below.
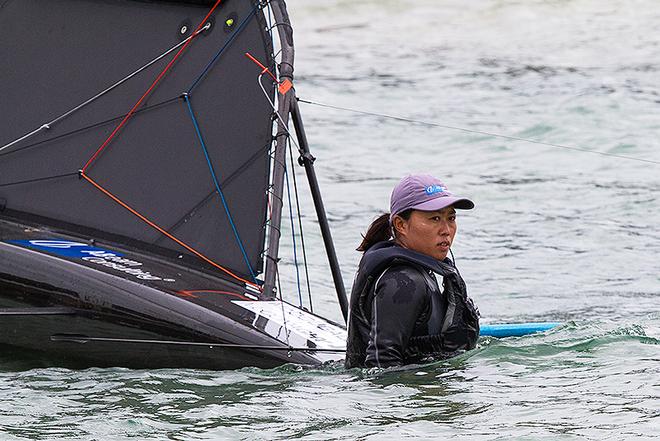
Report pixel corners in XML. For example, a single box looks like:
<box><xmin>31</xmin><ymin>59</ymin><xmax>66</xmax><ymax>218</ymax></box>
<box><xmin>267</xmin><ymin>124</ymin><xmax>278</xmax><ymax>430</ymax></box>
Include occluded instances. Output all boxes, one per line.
<box><xmin>284</xmin><ymin>166</ymin><xmax>303</xmax><ymax>308</ymax></box>
<box><xmin>184</xmin><ymin>95</ymin><xmax>257</xmax><ymax>282</ymax></box>
<box><xmin>187</xmin><ymin>6</ymin><xmax>259</xmax><ymax>94</ymax></box>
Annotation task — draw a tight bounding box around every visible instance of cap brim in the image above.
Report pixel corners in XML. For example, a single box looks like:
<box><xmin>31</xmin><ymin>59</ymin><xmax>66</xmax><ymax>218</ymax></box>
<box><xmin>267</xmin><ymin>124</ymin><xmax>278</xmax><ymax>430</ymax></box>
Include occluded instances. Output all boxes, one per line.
<box><xmin>411</xmin><ymin>196</ymin><xmax>474</xmax><ymax>211</ymax></box>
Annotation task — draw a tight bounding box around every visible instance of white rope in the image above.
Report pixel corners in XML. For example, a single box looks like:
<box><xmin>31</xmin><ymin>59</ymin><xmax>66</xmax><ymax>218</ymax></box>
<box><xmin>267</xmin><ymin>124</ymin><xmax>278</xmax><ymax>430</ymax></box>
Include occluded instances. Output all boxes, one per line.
<box><xmin>297</xmin><ymin>98</ymin><xmax>660</xmax><ymax>166</ymax></box>
<box><xmin>0</xmin><ymin>23</ymin><xmax>210</xmax><ymax>154</ymax></box>
<box><xmin>257</xmin><ymin>73</ymin><xmax>301</xmax><ymax>152</ymax></box>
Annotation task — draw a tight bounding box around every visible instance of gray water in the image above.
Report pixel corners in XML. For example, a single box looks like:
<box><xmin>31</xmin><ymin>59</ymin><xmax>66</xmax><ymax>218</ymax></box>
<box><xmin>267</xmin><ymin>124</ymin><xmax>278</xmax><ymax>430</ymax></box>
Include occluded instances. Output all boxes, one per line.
<box><xmin>2</xmin><ymin>0</ymin><xmax>659</xmax><ymax>439</ymax></box>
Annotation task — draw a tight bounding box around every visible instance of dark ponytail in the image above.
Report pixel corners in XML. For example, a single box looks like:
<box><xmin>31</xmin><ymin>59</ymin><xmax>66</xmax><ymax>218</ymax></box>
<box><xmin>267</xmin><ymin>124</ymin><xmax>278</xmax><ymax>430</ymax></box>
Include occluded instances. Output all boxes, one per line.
<box><xmin>357</xmin><ymin>209</ymin><xmax>413</xmax><ymax>252</ymax></box>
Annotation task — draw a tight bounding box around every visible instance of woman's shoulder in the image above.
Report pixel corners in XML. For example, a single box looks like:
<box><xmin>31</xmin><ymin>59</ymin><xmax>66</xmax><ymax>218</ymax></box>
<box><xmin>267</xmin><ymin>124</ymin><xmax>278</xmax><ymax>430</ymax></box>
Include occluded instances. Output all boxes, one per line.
<box><xmin>373</xmin><ymin>263</ymin><xmax>433</xmax><ymax>304</ymax></box>
<box><xmin>377</xmin><ymin>262</ymin><xmax>430</xmax><ymax>286</ymax></box>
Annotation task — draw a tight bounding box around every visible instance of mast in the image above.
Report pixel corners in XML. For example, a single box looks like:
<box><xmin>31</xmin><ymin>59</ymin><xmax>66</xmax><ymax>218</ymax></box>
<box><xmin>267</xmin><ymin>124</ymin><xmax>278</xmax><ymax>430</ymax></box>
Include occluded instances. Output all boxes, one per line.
<box><xmin>263</xmin><ymin>0</ymin><xmax>294</xmax><ymax>297</ymax></box>
<box><xmin>264</xmin><ymin>0</ymin><xmax>349</xmax><ymax>322</ymax></box>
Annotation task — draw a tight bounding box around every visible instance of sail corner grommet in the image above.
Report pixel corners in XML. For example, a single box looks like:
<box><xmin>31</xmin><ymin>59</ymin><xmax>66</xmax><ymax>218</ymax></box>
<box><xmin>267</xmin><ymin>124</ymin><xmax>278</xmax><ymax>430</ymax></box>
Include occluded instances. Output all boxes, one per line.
<box><xmin>202</xmin><ymin>16</ymin><xmax>215</xmax><ymax>36</ymax></box>
<box><xmin>177</xmin><ymin>19</ymin><xmax>192</xmax><ymax>41</ymax></box>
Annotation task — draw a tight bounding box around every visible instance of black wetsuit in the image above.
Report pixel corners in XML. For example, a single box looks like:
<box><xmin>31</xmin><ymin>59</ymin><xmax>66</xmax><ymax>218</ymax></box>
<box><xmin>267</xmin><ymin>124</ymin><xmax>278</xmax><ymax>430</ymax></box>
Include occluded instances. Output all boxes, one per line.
<box><xmin>345</xmin><ymin>241</ymin><xmax>480</xmax><ymax>368</ymax></box>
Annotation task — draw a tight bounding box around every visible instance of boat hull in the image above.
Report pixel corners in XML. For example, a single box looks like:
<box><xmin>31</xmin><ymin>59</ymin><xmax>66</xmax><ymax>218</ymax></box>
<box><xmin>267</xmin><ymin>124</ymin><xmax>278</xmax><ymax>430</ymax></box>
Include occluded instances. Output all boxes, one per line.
<box><xmin>0</xmin><ymin>219</ymin><xmax>346</xmax><ymax>369</ymax></box>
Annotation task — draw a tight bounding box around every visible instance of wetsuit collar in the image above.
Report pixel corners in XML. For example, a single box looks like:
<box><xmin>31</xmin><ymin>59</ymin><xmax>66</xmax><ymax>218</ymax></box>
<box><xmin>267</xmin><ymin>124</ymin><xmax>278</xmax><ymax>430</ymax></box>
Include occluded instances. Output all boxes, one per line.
<box><xmin>362</xmin><ymin>241</ymin><xmax>457</xmax><ymax>276</ymax></box>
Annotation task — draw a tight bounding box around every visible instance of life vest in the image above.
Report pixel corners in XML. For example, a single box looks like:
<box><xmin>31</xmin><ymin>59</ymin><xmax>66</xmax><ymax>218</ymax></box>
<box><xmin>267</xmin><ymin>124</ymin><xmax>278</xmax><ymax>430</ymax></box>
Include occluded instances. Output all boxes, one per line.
<box><xmin>345</xmin><ymin>241</ymin><xmax>480</xmax><ymax>368</ymax></box>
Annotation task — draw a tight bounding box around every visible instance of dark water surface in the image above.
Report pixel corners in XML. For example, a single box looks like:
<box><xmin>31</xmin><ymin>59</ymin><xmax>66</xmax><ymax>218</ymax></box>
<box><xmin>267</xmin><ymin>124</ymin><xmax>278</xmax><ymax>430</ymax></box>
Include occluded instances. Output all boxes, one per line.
<box><xmin>2</xmin><ymin>0</ymin><xmax>659</xmax><ymax>439</ymax></box>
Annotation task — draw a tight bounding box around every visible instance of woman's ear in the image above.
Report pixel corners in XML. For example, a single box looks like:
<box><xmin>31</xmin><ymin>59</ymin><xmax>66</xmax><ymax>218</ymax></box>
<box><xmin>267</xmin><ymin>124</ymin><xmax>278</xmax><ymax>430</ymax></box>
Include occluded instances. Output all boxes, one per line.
<box><xmin>392</xmin><ymin>215</ymin><xmax>407</xmax><ymax>238</ymax></box>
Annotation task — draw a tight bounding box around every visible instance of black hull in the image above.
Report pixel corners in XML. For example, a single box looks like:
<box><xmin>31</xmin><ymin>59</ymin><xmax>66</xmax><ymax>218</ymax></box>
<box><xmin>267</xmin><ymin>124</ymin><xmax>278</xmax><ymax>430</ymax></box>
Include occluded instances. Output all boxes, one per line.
<box><xmin>0</xmin><ymin>219</ymin><xmax>346</xmax><ymax>370</ymax></box>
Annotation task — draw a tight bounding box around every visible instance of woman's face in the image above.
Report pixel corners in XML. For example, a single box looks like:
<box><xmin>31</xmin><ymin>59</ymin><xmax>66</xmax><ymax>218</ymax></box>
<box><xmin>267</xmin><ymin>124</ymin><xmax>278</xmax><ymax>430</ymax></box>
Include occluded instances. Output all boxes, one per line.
<box><xmin>393</xmin><ymin>207</ymin><xmax>457</xmax><ymax>260</ymax></box>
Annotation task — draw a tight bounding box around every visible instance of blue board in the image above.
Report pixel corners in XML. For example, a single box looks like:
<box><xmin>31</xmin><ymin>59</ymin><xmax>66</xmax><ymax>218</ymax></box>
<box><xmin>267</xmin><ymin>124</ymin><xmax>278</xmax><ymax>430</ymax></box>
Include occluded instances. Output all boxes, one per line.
<box><xmin>479</xmin><ymin>322</ymin><xmax>561</xmax><ymax>338</ymax></box>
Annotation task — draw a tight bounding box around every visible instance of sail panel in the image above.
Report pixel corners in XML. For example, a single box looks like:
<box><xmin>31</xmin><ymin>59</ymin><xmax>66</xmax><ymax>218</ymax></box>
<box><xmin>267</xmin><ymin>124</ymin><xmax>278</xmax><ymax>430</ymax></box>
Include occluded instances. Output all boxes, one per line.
<box><xmin>0</xmin><ymin>0</ymin><xmax>275</xmax><ymax>279</ymax></box>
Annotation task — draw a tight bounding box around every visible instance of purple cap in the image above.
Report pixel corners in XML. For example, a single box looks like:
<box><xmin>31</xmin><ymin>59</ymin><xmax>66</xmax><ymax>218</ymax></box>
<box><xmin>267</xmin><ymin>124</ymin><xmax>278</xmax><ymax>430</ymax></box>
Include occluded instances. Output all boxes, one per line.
<box><xmin>390</xmin><ymin>174</ymin><xmax>474</xmax><ymax>221</ymax></box>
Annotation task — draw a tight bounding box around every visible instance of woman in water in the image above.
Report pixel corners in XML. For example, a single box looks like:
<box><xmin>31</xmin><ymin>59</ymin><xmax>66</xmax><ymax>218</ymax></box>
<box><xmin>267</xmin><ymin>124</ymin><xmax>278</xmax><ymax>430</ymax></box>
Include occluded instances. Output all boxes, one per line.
<box><xmin>345</xmin><ymin>174</ymin><xmax>480</xmax><ymax>368</ymax></box>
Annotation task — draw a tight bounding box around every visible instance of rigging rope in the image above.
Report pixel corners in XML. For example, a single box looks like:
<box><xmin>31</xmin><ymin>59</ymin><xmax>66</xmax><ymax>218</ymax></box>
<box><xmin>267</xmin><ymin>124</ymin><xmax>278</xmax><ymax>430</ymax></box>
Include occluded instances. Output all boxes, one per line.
<box><xmin>297</xmin><ymin>98</ymin><xmax>660</xmax><ymax>166</ymax></box>
<box><xmin>50</xmin><ymin>334</ymin><xmax>345</xmax><ymax>353</ymax></box>
<box><xmin>248</xmin><ymin>55</ymin><xmax>318</xmax><ymax>311</ymax></box>
<box><xmin>81</xmin><ymin>0</ymin><xmax>224</xmax><ymax>173</ymax></box>
<box><xmin>287</xmin><ymin>142</ymin><xmax>314</xmax><ymax>313</ymax></box>
<box><xmin>0</xmin><ymin>27</ymin><xmax>208</xmax><ymax>154</ymax></box>
<box><xmin>0</xmin><ymin>172</ymin><xmax>78</xmax><ymax>188</ymax></box>
<box><xmin>184</xmin><ymin>94</ymin><xmax>258</xmax><ymax>283</ymax></box>
<box><xmin>275</xmin><ymin>262</ymin><xmax>291</xmax><ymax>349</ymax></box>
<box><xmin>0</xmin><ymin>98</ymin><xmax>180</xmax><ymax>159</ymax></box>
<box><xmin>251</xmin><ymin>62</ymin><xmax>300</xmax><ymax>151</ymax></box>
<box><xmin>283</xmin><ymin>165</ymin><xmax>303</xmax><ymax>308</ymax></box>
<box><xmin>187</xmin><ymin>5</ymin><xmax>260</xmax><ymax>94</ymax></box>
<box><xmin>1</xmin><ymin>3</ymin><xmax>279</xmax><ymax>290</ymax></box>
<box><xmin>66</xmin><ymin>0</ymin><xmax>268</xmax><ymax>289</ymax></box>
<box><xmin>157</xmin><ymin>141</ymin><xmax>272</xmax><ymax>242</ymax></box>
<box><xmin>80</xmin><ymin>172</ymin><xmax>259</xmax><ymax>289</ymax></box>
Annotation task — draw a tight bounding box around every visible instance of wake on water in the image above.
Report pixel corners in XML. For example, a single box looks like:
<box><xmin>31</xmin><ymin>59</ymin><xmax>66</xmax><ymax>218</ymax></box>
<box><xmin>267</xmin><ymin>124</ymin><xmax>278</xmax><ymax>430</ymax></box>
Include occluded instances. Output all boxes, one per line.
<box><xmin>207</xmin><ymin>317</ymin><xmax>660</xmax><ymax>379</ymax></box>
<box><xmin>1</xmin><ymin>318</ymin><xmax>656</xmax><ymax>374</ymax></box>
<box><xmin>2</xmin><ymin>317</ymin><xmax>657</xmax><ymax>440</ymax></box>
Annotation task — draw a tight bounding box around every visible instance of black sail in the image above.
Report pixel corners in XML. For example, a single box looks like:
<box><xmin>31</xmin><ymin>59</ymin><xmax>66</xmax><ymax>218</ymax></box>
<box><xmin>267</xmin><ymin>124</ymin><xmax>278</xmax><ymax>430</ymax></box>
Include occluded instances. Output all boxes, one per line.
<box><xmin>0</xmin><ymin>0</ymin><xmax>276</xmax><ymax>281</ymax></box>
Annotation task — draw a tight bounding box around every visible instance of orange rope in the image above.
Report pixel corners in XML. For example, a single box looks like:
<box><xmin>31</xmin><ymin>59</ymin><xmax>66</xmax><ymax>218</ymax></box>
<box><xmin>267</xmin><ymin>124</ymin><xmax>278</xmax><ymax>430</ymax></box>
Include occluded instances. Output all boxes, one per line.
<box><xmin>245</xmin><ymin>52</ymin><xmax>293</xmax><ymax>94</ymax></box>
<box><xmin>81</xmin><ymin>172</ymin><xmax>260</xmax><ymax>289</ymax></box>
<box><xmin>245</xmin><ymin>52</ymin><xmax>278</xmax><ymax>82</ymax></box>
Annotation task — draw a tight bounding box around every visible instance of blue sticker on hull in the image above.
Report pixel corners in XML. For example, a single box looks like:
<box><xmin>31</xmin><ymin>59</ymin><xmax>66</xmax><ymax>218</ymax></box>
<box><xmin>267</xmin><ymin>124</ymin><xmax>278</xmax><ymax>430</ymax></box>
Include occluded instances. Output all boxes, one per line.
<box><xmin>7</xmin><ymin>240</ymin><xmax>123</xmax><ymax>258</ymax></box>
<box><xmin>7</xmin><ymin>239</ymin><xmax>175</xmax><ymax>282</ymax></box>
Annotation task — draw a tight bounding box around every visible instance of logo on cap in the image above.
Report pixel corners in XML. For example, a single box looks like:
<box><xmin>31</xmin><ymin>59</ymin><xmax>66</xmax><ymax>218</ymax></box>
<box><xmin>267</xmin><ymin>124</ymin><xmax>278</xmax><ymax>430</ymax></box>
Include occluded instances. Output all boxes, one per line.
<box><xmin>425</xmin><ymin>185</ymin><xmax>447</xmax><ymax>196</ymax></box>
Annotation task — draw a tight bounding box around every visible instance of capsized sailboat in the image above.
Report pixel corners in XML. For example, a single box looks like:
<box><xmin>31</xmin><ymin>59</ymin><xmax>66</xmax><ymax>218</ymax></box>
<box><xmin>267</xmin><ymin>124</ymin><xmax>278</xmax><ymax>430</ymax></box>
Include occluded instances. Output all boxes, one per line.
<box><xmin>0</xmin><ymin>0</ymin><xmax>348</xmax><ymax>369</ymax></box>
